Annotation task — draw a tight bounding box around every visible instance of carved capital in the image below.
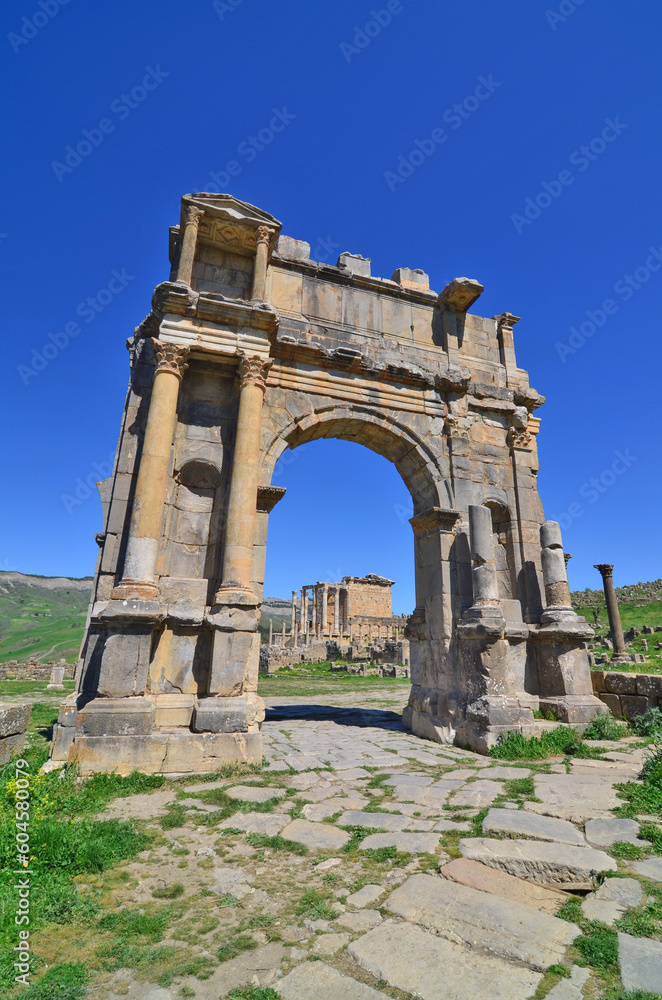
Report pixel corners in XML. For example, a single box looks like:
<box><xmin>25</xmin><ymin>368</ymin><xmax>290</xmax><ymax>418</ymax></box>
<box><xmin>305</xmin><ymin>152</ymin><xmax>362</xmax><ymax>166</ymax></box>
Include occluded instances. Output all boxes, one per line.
<box><xmin>495</xmin><ymin>312</ymin><xmax>520</xmax><ymax>334</ymax></box>
<box><xmin>410</xmin><ymin>507</ymin><xmax>461</xmax><ymax>535</ymax></box>
<box><xmin>256</xmin><ymin>485</ymin><xmax>286</xmax><ymax>512</ymax></box>
<box><xmin>237</xmin><ymin>354</ymin><xmax>272</xmax><ymax>391</ymax></box>
<box><xmin>444</xmin><ymin>413</ymin><xmax>469</xmax><ymax>439</ymax></box>
<box><xmin>185</xmin><ymin>204</ymin><xmax>205</xmax><ymax>228</ymax></box>
<box><xmin>152</xmin><ymin>340</ymin><xmax>190</xmax><ymax>381</ymax></box>
<box><xmin>594</xmin><ymin>563</ymin><xmax>614</xmax><ymax>579</ymax></box>
<box><xmin>256</xmin><ymin>224</ymin><xmax>276</xmax><ymax>246</ymax></box>
<box><xmin>507</xmin><ymin>426</ymin><xmax>532</xmax><ymax>448</ymax></box>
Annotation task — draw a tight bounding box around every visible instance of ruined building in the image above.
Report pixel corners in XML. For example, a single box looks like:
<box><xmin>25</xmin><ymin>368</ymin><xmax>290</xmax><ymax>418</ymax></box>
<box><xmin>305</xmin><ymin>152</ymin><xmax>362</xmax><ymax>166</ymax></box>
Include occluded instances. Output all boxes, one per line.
<box><xmin>50</xmin><ymin>193</ymin><xmax>604</xmax><ymax>773</ymax></box>
<box><xmin>293</xmin><ymin>574</ymin><xmax>406</xmax><ymax>641</ymax></box>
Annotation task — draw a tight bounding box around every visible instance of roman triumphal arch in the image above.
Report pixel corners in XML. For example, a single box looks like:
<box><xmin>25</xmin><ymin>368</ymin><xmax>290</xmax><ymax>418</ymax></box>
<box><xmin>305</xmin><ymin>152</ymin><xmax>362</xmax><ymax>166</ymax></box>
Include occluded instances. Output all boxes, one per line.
<box><xmin>50</xmin><ymin>193</ymin><xmax>604</xmax><ymax>773</ymax></box>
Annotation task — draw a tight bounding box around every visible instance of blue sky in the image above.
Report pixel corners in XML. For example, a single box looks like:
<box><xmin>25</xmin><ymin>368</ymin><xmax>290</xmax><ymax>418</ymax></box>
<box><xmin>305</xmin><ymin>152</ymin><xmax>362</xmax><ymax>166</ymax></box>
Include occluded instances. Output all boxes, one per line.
<box><xmin>1</xmin><ymin>0</ymin><xmax>660</xmax><ymax>612</ymax></box>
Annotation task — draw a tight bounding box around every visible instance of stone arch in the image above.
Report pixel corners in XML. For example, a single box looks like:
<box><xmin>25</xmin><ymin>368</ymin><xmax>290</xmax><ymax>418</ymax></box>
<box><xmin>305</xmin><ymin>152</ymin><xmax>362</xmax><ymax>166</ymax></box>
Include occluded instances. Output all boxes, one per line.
<box><xmin>259</xmin><ymin>402</ymin><xmax>452</xmax><ymax>515</ymax></box>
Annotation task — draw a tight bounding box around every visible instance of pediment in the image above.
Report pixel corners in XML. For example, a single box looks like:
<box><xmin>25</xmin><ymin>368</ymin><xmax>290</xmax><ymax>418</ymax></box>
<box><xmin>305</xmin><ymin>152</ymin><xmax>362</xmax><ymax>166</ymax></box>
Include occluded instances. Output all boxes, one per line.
<box><xmin>180</xmin><ymin>193</ymin><xmax>281</xmax><ymax>257</ymax></box>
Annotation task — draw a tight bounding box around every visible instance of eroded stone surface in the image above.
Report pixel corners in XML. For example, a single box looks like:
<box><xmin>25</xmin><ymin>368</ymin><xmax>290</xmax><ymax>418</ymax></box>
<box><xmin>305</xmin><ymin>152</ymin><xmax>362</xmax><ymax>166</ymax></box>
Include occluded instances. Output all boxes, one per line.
<box><xmin>360</xmin><ymin>832</ymin><xmax>441</xmax><ymax>854</ymax></box>
<box><xmin>633</xmin><ymin>858</ymin><xmax>662</xmax><ymax>882</ymax></box>
<box><xmin>277</xmin><ymin>961</ymin><xmax>388</xmax><ymax>999</ymax></box>
<box><xmin>618</xmin><ymin>932</ymin><xmax>662</xmax><ymax>993</ymax></box>
<box><xmin>531</xmin><ymin>774</ymin><xmax>619</xmax><ymax>822</ymax></box>
<box><xmin>336</xmin><ymin>909</ymin><xmax>382</xmax><ymax>932</ymax></box>
<box><xmin>225</xmin><ymin>785</ymin><xmax>287</xmax><ymax>803</ymax></box>
<box><xmin>345</xmin><ymin>884</ymin><xmax>384</xmax><ymax>907</ymax></box>
<box><xmin>348</xmin><ymin>919</ymin><xmax>542</xmax><ymax>1000</ymax></box>
<box><xmin>460</xmin><ymin>837</ymin><xmax>617</xmax><ymax>888</ymax></box>
<box><xmin>337</xmin><ymin>810</ymin><xmax>411</xmax><ymax>832</ymax></box>
<box><xmin>452</xmin><ymin>780</ymin><xmax>503</xmax><ymax>808</ymax></box>
<box><xmin>584</xmin><ymin>817</ymin><xmax>645</xmax><ymax>847</ymax></box>
<box><xmin>439</xmin><ymin>857</ymin><xmax>571</xmax><ymax>914</ymax></box>
<box><xmin>385</xmin><ymin>873</ymin><xmax>578</xmax><ymax>969</ymax></box>
<box><xmin>279</xmin><ymin>818</ymin><xmax>350</xmax><ymax>850</ymax></box>
<box><xmin>483</xmin><ymin>808</ymin><xmax>586</xmax><ymax>846</ymax></box>
<box><xmin>218</xmin><ymin>812</ymin><xmax>289</xmax><ymax>836</ymax></box>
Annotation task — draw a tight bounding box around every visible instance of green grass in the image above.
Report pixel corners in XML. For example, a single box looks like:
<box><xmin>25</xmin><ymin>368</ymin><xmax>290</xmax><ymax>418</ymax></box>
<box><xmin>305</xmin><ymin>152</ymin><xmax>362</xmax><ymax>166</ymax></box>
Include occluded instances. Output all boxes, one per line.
<box><xmin>490</xmin><ymin>726</ymin><xmax>605</xmax><ymax>760</ymax></box>
<box><xmin>574</xmin><ymin>924</ymin><xmax>619</xmax><ymax>973</ymax></box>
<box><xmin>217</xmin><ymin>934</ymin><xmax>258</xmax><ymax>963</ymax></box>
<box><xmin>13</xmin><ymin>962</ymin><xmax>88</xmax><ymax>1000</ymax></box>
<box><xmin>295</xmin><ymin>888</ymin><xmax>338</xmax><ymax>921</ymax></box>
<box><xmin>614</xmin><ymin>780</ymin><xmax>662</xmax><ymax>818</ymax></box>
<box><xmin>151</xmin><ymin>883</ymin><xmax>185</xmax><ymax>899</ymax></box>
<box><xmin>583</xmin><ymin>713</ymin><xmax>626</xmax><ymax>740</ymax></box>
<box><xmin>0</xmin><ymin>573</ymin><xmax>90</xmax><ymax>662</ymax></box>
<box><xmin>227</xmin><ymin>988</ymin><xmax>281</xmax><ymax>1000</ymax></box>
<box><xmin>245</xmin><ymin>832</ymin><xmax>308</xmax><ymax>855</ymax></box>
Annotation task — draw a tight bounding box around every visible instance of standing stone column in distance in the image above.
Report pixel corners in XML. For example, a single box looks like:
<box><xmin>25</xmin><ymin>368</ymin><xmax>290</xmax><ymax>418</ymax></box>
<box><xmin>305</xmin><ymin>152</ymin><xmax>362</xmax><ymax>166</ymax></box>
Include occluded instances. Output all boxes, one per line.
<box><xmin>321</xmin><ymin>584</ymin><xmax>328</xmax><ymax>635</ymax></box>
<box><xmin>594</xmin><ymin>564</ymin><xmax>626</xmax><ymax>655</ymax></box>
<box><xmin>463</xmin><ymin>505</ymin><xmax>504</xmax><ymax>623</ymax></box>
<box><xmin>177</xmin><ymin>204</ymin><xmax>204</xmax><ymax>285</ymax></box>
<box><xmin>311</xmin><ymin>586</ymin><xmax>318</xmax><ymax>636</ymax></box>
<box><xmin>251</xmin><ymin>225</ymin><xmax>275</xmax><ymax>300</ymax></box>
<box><xmin>333</xmin><ymin>588</ymin><xmax>340</xmax><ymax>634</ymax></box>
<box><xmin>291</xmin><ymin>590</ymin><xmax>297</xmax><ymax>635</ymax></box>
<box><xmin>214</xmin><ymin>355</ymin><xmax>272</xmax><ymax>603</ymax></box>
<box><xmin>539</xmin><ymin>521</ymin><xmax>575</xmax><ymax>623</ymax></box>
<box><xmin>112</xmin><ymin>341</ymin><xmax>190</xmax><ymax>601</ymax></box>
<box><xmin>302</xmin><ymin>589</ymin><xmax>308</xmax><ymax>635</ymax></box>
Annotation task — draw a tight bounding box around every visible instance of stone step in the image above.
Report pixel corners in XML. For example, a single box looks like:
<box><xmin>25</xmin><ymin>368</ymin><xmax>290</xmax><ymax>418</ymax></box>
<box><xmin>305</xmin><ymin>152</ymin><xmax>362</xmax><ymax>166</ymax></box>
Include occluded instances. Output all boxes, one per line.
<box><xmin>348</xmin><ymin>918</ymin><xmax>542</xmax><ymax>1000</ymax></box>
<box><xmin>459</xmin><ymin>836</ymin><xmax>617</xmax><ymax>889</ymax></box>
<box><xmin>482</xmin><ymin>807</ymin><xmax>586</xmax><ymax>846</ymax></box>
<box><xmin>439</xmin><ymin>857</ymin><xmax>572</xmax><ymax>914</ymax></box>
<box><xmin>384</xmin><ymin>872</ymin><xmax>578</xmax><ymax>970</ymax></box>
<box><xmin>277</xmin><ymin>960</ymin><xmax>388</xmax><ymax>998</ymax></box>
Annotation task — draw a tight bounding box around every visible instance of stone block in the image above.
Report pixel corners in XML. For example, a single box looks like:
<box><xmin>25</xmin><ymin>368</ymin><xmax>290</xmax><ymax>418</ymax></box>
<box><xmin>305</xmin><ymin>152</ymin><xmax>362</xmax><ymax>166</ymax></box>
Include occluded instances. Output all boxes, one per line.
<box><xmin>605</xmin><ymin>672</ymin><xmax>638</xmax><ymax>694</ymax></box>
<box><xmin>439</xmin><ymin>857</ymin><xmax>570</xmax><ymax>914</ymax></box>
<box><xmin>153</xmin><ymin>694</ymin><xmax>195</xmax><ymax>728</ymax></box>
<box><xmin>337</xmin><ymin>252</ymin><xmax>371</xmax><ymax>276</ymax></box>
<box><xmin>459</xmin><ymin>837</ymin><xmax>616</xmax><ymax>889</ymax></box>
<box><xmin>620</xmin><ymin>694</ymin><xmax>651</xmax><ymax>720</ymax></box>
<box><xmin>76</xmin><ymin>697</ymin><xmax>155</xmax><ymax>737</ymax></box>
<box><xmin>360</xmin><ymin>832</ymin><xmax>441</xmax><ymax>854</ymax></box>
<box><xmin>598</xmin><ymin>692</ymin><xmax>623</xmax><ymax>717</ymax></box>
<box><xmin>209</xmin><ymin>629</ymin><xmax>256</xmax><ymax>696</ymax></box>
<box><xmin>96</xmin><ymin>629</ymin><xmax>153</xmax><ymax>697</ymax></box>
<box><xmin>482</xmin><ymin>808</ymin><xmax>586</xmax><ymax>846</ymax></box>
<box><xmin>192</xmin><ymin>696</ymin><xmax>248</xmax><ymax>733</ymax></box>
<box><xmin>337</xmin><ymin>810</ymin><xmax>410</xmax><ymax>832</ymax></box>
<box><xmin>277</xmin><ymin>962</ymin><xmax>386</xmax><ymax>1000</ymax></box>
<box><xmin>349</xmin><ymin>919</ymin><xmax>542</xmax><ymax>1000</ymax></box>
<box><xmin>585</xmin><ymin>817</ymin><xmax>645</xmax><ymax>848</ymax></box>
<box><xmin>0</xmin><ymin>702</ymin><xmax>31</xmax><ymax>739</ymax></box>
<box><xmin>278</xmin><ymin>819</ymin><xmax>350</xmax><ymax>851</ymax></box>
<box><xmin>591</xmin><ymin>670</ymin><xmax>606</xmax><ymax>693</ymax></box>
<box><xmin>345</xmin><ymin>884</ymin><xmax>384</xmax><ymax>908</ymax></box>
<box><xmin>70</xmin><ymin>731</ymin><xmax>263</xmax><ymax>774</ymax></box>
<box><xmin>218</xmin><ymin>812</ymin><xmax>290</xmax><ymax>836</ymax></box>
<box><xmin>637</xmin><ymin>673</ymin><xmax>662</xmax><ymax>699</ymax></box>
<box><xmin>50</xmin><ymin>723</ymin><xmax>75</xmax><ymax>761</ymax></box>
<box><xmin>386</xmin><ymin>873</ymin><xmax>577</xmax><ymax>970</ymax></box>
<box><xmin>618</xmin><ymin>932</ymin><xmax>662</xmax><ymax>994</ymax></box>
<box><xmin>57</xmin><ymin>702</ymin><xmax>78</xmax><ymax>727</ymax></box>
<box><xmin>0</xmin><ymin>733</ymin><xmax>27</xmax><ymax>765</ymax></box>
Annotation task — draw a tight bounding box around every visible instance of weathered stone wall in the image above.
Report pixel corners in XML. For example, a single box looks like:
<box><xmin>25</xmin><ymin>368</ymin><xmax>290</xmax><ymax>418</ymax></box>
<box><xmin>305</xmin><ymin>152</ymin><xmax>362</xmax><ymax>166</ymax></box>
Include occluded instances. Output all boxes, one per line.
<box><xmin>591</xmin><ymin>670</ymin><xmax>662</xmax><ymax>720</ymax></box>
<box><xmin>0</xmin><ymin>661</ymin><xmax>75</xmax><ymax>681</ymax></box>
<box><xmin>0</xmin><ymin>703</ymin><xmax>32</xmax><ymax>764</ymax></box>
<box><xmin>345</xmin><ymin>577</ymin><xmax>392</xmax><ymax>619</ymax></box>
<box><xmin>259</xmin><ymin>640</ymin><xmax>329</xmax><ymax>674</ymax></box>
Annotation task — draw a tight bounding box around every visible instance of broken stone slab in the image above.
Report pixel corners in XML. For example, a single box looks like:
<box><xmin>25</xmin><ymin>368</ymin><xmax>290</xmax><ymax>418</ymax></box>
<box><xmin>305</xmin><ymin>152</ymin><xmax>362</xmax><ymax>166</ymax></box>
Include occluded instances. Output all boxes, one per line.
<box><xmin>382</xmin><ymin>773</ymin><xmax>433</xmax><ymax>788</ymax></box>
<box><xmin>336</xmin><ymin>810</ymin><xmax>411</xmax><ymax>832</ymax></box>
<box><xmin>483</xmin><ymin>808</ymin><xmax>586</xmax><ymax>846</ymax></box>
<box><xmin>279</xmin><ymin>819</ymin><xmax>350</xmax><ymax>851</ymax></box>
<box><xmin>580</xmin><ymin>897</ymin><xmax>625</xmax><ymax>925</ymax></box>
<box><xmin>451</xmin><ymin>780</ymin><xmax>503</xmax><ymax>808</ymax></box>
<box><xmin>545</xmin><ymin>966</ymin><xmax>590</xmax><ymax>1000</ymax></box>
<box><xmin>301</xmin><ymin>802</ymin><xmax>341</xmax><ymax>822</ymax></box>
<box><xmin>584</xmin><ymin>817</ymin><xmax>646</xmax><ymax>847</ymax></box>
<box><xmin>632</xmin><ymin>858</ymin><xmax>662</xmax><ymax>882</ymax></box>
<box><xmin>277</xmin><ymin>961</ymin><xmax>389</xmax><ymax>999</ymax></box>
<box><xmin>408</xmin><ymin>819</ymin><xmax>435</xmax><ymax>831</ymax></box>
<box><xmin>311</xmin><ymin>932</ymin><xmax>350</xmax><ymax>955</ymax></box>
<box><xmin>484</xmin><ymin>767</ymin><xmax>532</xmax><ymax>780</ymax></box>
<box><xmin>208</xmin><ymin>865</ymin><xmax>254</xmax><ymax>899</ymax></box>
<box><xmin>225</xmin><ymin>785</ymin><xmax>287</xmax><ymax>803</ymax></box>
<box><xmin>435</xmin><ymin>768</ymin><xmax>479</xmax><ymax>780</ymax></box>
<box><xmin>595</xmin><ymin>876</ymin><xmax>643</xmax><ymax>907</ymax></box>
<box><xmin>618</xmin><ymin>931</ymin><xmax>662</xmax><ymax>993</ymax></box>
<box><xmin>385</xmin><ymin>873</ymin><xmax>578</xmax><ymax>970</ymax></box>
<box><xmin>345</xmin><ymin>884</ymin><xmax>384</xmax><ymax>907</ymax></box>
<box><xmin>459</xmin><ymin>837</ymin><xmax>617</xmax><ymax>889</ymax></box>
<box><xmin>439</xmin><ymin>857</ymin><xmax>571</xmax><ymax>914</ymax></box>
<box><xmin>218</xmin><ymin>812</ymin><xmax>290</xmax><ymax>836</ymax></box>
<box><xmin>530</xmin><ymin>773</ymin><xmax>619</xmax><ymax>822</ymax></box>
<box><xmin>360</xmin><ymin>832</ymin><xmax>441</xmax><ymax>854</ymax></box>
<box><xmin>433</xmin><ymin>818</ymin><xmax>472</xmax><ymax>832</ymax></box>
<box><xmin>348</xmin><ymin>919</ymin><xmax>542</xmax><ymax>1000</ymax></box>
<box><xmin>294</xmin><ymin>784</ymin><xmax>336</xmax><ymax>802</ymax></box>
<box><xmin>336</xmin><ymin>909</ymin><xmax>382</xmax><ymax>932</ymax></box>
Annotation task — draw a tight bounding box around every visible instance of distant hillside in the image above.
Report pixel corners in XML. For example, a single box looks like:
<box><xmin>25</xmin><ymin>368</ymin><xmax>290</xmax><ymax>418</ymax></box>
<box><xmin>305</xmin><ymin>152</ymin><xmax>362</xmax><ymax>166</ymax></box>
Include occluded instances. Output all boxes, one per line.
<box><xmin>259</xmin><ymin>597</ymin><xmax>291</xmax><ymax>643</ymax></box>
<box><xmin>0</xmin><ymin>572</ymin><xmax>92</xmax><ymax>663</ymax></box>
<box><xmin>572</xmin><ymin>579</ymin><xmax>662</xmax><ymax>668</ymax></box>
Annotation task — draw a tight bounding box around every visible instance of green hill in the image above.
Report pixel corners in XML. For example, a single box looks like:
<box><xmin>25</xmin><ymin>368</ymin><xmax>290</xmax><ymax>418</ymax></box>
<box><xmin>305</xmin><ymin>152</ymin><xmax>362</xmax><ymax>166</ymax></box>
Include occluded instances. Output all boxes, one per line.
<box><xmin>572</xmin><ymin>579</ymin><xmax>662</xmax><ymax>671</ymax></box>
<box><xmin>0</xmin><ymin>572</ymin><xmax>92</xmax><ymax>663</ymax></box>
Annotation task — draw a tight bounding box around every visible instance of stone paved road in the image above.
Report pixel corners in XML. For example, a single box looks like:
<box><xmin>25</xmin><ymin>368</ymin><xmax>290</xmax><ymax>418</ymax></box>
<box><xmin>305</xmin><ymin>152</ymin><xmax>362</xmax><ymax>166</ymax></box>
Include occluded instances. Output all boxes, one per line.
<box><xmin>97</xmin><ymin>694</ymin><xmax>660</xmax><ymax>1000</ymax></box>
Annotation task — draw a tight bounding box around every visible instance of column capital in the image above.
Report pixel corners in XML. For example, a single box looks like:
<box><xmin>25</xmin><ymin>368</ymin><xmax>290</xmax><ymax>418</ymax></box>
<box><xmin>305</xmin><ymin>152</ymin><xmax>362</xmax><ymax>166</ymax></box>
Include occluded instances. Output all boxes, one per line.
<box><xmin>256</xmin><ymin>224</ymin><xmax>276</xmax><ymax>246</ymax></box>
<box><xmin>185</xmin><ymin>204</ymin><xmax>205</xmax><ymax>228</ymax></box>
<box><xmin>594</xmin><ymin>563</ymin><xmax>614</xmax><ymax>578</ymax></box>
<box><xmin>237</xmin><ymin>354</ymin><xmax>272</xmax><ymax>392</ymax></box>
<box><xmin>153</xmin><ymin>340</ymin><xmax>190</xmax><ymax>381</ymax></box>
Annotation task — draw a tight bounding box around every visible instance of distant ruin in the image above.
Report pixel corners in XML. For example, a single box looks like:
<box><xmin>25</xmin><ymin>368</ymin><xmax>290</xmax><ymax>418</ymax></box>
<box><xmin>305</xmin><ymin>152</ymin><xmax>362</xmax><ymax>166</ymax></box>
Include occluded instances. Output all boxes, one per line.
<box><xmin>50</xmin><ymin>192</ymin><xmax>604</xmax><ymax>774</ymax></box>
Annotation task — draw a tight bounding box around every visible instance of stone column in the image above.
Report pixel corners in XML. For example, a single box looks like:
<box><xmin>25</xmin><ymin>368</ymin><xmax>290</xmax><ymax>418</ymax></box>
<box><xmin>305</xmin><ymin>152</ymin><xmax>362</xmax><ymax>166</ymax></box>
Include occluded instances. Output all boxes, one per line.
<box><xmin>291</xmin><ymin>591</ymin><xmax>297</xmax><ymax>634</ymax></box>
<box><xmin>594</xmin><ymin>564</ymin><xmax>626</xmax><ymax>655</ymax></box>
<box><xmin>463</xmin><ymin>505</ymin><xmax>504</xmax><ymax>623</ymax></box>
<box><xmin>302</xmin><ymin>589</ymin><xmax>308</xmax><ymax>634</ymax></box>
<box><xmin>251</xmin><ymin>225</ymin><xmax>275</xmax><ymax>300</ymax></box>
<box><xmin>177</xmin><ymin>204</ymin><xmax>204</xmax><ymax>286</ymax></box>
<box><xmin>333</xmin><ymin>588</ymin><xmax>340</xmax><ymax>634</ymax></box>
<box><xmin>321</xmin><ymin>585</ymin><xmax>328</xmax><ymax>635</ymax></box>
<box><xmin>112</xmin><ymin>341</ymin><xmax>189</xmax><ymax>601</ymax></box>
<box><xmin>311</xmin><ymin>587</ymin><xmax>318</xmax><ymax>636</ymax></box>
<box><xmin>215</xmin><ymin>355</ymin><xmax>272</xmax><ymax>604</ymax></box>
<box><xmin>268</xmin><ymin>619</ymin><xmax>273</xmax><ymax>645</ymax></box>
<box><xmin>540</xmin><ymin>521</ymin><xmax>574</xmax><ymax>623</ymax></box>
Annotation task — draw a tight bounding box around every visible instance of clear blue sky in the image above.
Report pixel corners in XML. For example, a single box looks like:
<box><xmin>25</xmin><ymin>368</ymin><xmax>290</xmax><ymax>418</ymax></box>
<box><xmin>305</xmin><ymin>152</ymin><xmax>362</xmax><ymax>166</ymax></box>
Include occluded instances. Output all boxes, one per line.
<box><xmin>1</xmin><ymin>0</ymin><xmax>660</xmax><ymax>612</ymax></box>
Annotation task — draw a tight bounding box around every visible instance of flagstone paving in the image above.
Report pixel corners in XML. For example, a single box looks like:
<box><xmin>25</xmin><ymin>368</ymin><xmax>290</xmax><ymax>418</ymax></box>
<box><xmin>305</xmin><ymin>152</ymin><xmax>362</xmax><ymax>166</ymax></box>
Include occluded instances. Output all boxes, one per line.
<box><xmin>92</xmin><ymin>695</ymin><xmax>662</xmax><ymax>1000</ymax></box>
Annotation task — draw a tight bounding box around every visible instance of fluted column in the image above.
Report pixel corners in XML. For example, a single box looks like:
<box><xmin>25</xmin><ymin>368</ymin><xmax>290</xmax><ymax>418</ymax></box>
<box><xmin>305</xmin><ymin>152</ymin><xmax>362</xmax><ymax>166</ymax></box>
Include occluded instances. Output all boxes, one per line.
<box><xmin>594</xmin><ymin>564</ymin><xmax>626</xmax><ymax>654</ymax></box>
<box><xmin>215</xmin><ymin>355</ymin><xmax>272</xmax><ymax>603</ymax></box>
<box><xmin>177</xmin><ymin>204</ymin><xmax>204</xmax><ymax>285</ymax></box>
<box><xmin>333</xmin><ymin>588</ymin><xmax>340</xmax><ymax>634</ymax></box>
<box><xmin>251</xmin><ymin>225</ymin><xmax>275</xmax><ymax>300</ymax></box>
<box><xmin>112</xmin><ymin>341</ymin><xmax>189</xmax><ymax>601</ymax></box>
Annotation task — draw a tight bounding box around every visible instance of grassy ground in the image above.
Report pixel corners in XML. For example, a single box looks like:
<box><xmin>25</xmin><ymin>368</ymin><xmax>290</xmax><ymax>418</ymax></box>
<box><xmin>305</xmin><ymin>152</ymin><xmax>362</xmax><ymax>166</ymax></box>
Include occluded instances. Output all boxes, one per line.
<box><xmin>0</xmin><ymin>576</ymin><xmax>90</xmax><ymax>663</ymax></box>
<box><xmin>257</xmin><ymin>661</ymin><xmax>410</xmax><ymax>701</ymax></box>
